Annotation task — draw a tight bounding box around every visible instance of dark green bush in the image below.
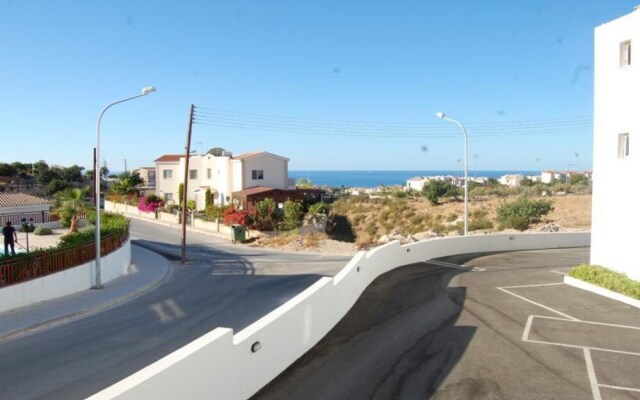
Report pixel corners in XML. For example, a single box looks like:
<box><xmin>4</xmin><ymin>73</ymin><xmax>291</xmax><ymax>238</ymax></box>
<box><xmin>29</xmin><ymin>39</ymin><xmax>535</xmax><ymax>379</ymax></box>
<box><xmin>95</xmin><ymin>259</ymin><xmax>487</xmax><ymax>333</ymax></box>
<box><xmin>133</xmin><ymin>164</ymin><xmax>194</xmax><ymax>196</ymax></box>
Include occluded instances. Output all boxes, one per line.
<box><xmin>59</xmin><ymin>211</ymin><xmax>128</xmax><ymax>247</ymax></box>
<box><xmin>34</xmin><ymin>227</ymin><xmax>53</xmax><ymax>236</ymax></box>
<box><xmin>496</xmin><ymin>197</ymin><xmax>554</xmax><ymax>230</ymax></box>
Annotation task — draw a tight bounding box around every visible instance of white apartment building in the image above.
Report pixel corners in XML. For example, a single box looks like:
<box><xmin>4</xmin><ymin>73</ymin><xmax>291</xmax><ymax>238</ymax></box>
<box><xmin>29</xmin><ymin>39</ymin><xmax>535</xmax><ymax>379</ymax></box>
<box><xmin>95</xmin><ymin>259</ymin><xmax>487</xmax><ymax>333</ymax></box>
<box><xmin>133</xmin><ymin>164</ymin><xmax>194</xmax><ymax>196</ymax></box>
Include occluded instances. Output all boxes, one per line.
<box><xmin>591</xmin><ymin>7</ymin><xmax>639</xmax><ymax>280</ymax></box>
<box><xmin>498</xmin><ymin>174</ymin><xmax>524</xmax><ymax>187</ymax></box>
<box><xmin>155</xmin><ymin>151</ymin><xmax>292</xmax><ymax>210</ymax></box>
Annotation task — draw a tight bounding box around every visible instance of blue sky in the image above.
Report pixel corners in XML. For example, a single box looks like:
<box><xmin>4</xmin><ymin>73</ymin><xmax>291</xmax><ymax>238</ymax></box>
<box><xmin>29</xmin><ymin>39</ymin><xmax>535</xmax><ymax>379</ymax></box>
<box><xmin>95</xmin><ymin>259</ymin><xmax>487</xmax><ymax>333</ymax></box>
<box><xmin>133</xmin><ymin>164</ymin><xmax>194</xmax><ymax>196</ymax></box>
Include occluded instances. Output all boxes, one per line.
<box><xmin>0</xmin><ymin>1</ymin><xmax>636</xmax><ymax>172</ymax></box>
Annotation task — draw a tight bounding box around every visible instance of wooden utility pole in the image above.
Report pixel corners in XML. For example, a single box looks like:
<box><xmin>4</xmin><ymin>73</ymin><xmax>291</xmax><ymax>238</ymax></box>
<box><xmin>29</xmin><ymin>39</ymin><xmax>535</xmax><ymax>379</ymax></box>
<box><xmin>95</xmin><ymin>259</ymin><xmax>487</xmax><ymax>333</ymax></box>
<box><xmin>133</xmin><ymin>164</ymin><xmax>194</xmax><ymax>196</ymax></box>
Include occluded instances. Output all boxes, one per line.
<box><xmin>180</xmin><ymin>104</ymin><xmax>195</xmax><ymax>264</ymax></box>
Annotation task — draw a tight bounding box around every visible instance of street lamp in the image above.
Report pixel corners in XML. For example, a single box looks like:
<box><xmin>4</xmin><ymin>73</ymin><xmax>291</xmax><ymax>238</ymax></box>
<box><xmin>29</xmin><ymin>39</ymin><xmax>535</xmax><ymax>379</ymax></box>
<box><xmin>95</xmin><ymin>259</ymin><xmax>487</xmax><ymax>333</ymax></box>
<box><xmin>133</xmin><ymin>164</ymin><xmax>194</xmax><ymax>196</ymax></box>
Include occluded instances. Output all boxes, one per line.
<box><xmin>20</xmin><ymin>218</ymin><xmax>34</xmax><ymax>253</ymax></box>
<box><xmin>436</xmin><ymin>112</ymin><xmax>468</xmax><ymax>236</ymax></box>
<box><xmin>94</xmin><ymin>86</ymin><xmax>156</xmax><ymax>289</ymax></box>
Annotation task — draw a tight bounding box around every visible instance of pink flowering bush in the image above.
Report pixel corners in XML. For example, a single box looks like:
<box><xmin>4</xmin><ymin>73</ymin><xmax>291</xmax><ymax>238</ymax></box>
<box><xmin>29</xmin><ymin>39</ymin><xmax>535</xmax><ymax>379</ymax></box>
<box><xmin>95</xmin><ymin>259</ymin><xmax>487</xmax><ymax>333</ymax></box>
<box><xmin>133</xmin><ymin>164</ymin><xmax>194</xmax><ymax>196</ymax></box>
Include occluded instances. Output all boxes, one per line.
<box><xmin>138</xmin><ymin>194</ymin><xmax>164</xmax><ymax>213</ymax></box>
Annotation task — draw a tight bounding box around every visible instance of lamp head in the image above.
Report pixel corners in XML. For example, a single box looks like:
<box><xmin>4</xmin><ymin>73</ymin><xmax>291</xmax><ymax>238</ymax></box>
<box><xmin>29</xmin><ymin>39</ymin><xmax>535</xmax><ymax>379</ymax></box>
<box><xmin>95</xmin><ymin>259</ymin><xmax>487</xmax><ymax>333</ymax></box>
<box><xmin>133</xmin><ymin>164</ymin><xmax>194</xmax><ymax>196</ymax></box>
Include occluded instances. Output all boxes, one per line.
<box><xmin>142</xmin><ymin>86</ymin><xmax>157</xmax><ymax>95</ymax></box>
<box><xmin>436</xmin><ymin>112</ymin><xmax>445</xmax><ymax>119</ymax></box>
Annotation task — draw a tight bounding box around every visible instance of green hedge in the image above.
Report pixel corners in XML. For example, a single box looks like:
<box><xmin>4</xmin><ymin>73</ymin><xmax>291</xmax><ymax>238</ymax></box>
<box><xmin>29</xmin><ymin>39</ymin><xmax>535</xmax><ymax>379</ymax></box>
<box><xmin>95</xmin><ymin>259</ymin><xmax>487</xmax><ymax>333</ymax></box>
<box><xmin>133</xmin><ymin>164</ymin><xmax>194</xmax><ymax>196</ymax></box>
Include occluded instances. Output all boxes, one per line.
<box><xmin>568</xmin><ymin>264</ymin><xmax>640</xmax><ymax>300</ymax></box>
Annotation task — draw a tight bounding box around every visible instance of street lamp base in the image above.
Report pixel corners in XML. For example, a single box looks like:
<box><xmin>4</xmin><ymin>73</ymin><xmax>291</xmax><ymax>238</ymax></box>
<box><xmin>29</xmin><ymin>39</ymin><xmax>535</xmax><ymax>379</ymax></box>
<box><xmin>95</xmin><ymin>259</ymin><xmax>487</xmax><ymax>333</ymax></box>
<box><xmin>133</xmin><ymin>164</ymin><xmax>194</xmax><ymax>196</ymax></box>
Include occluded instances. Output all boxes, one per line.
<box><xmin>91</xmin><ymin>285</ymin><xmax>104</xmax><ymax>290</ymax></box>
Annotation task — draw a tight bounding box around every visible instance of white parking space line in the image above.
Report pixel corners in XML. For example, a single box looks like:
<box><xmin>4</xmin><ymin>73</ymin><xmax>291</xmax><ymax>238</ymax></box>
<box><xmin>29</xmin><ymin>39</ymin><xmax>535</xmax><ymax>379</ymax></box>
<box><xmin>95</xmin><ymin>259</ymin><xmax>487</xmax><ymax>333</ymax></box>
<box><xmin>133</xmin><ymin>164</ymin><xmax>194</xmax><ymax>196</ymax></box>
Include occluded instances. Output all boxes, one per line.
<box><xmin>497</xmin><ymin>283</ymin><xmax>640</xmax><ymax>400</ymax></box>
<box><xmin>584</xmin><ymin>348</ymin><xmax>603</xmax><ymax>400</ymax></box>
<box><xmin>497</xmin><ymin>286</ymin><xmax>579</xmax><ymax>321</ymax></box>
<box><xmin>598</xmin><ymin>384</ymin><xmax>640</xmax><ymax>393</ymax></box>
<box><xmin>549</xmin><ymin>270</ymin><xmax>569</xmax><ymax>276</ymax></box>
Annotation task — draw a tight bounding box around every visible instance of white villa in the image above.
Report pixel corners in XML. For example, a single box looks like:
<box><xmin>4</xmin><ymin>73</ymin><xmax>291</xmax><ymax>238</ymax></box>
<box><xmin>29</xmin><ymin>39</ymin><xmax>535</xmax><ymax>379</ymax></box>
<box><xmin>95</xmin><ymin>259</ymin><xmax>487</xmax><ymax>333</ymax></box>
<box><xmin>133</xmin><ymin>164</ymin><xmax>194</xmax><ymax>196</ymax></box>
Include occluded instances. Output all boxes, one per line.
<box><xmin>498</xmin><ymin>174</ymin><xmax>524</xmax><ymax>187</ymax></box>
<box><xmin>590</xmin><ymin>7</ymin><xmax>639</xmax><ymax>280</ymax></box>
<box><xmin>155</xmin><ymin>150</ymin><xmax>295</xmax><ymax>210</ymax></box>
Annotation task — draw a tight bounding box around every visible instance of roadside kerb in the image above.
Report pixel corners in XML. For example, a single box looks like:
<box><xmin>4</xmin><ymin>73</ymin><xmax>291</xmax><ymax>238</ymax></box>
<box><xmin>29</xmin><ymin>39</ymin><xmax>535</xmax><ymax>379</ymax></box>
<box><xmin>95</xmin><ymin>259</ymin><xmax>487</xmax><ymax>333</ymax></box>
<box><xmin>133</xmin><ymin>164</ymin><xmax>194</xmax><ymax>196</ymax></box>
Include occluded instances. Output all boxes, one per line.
<box><xmin>0</xmin><ymin>245</ymin><xmax>170</xmax><ymax>342</ymax></box>
<box><xmin>88</xmin><ymin>232</ymin><xmax>590</xmax><ymax>400</ymax></box>
<box><xmin>564</xmin><ymin>275</ymin><xmax>640</xmax><ymax>309</ymax></box>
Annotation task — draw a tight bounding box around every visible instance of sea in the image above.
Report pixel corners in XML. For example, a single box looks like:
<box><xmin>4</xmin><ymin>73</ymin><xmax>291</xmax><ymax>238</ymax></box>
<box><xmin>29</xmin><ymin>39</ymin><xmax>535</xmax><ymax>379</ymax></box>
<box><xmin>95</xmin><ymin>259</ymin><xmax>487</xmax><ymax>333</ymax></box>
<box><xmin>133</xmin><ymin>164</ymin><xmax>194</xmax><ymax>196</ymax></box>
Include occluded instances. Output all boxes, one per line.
<box><xmin>289</xmin><ymin>170</ymin><xmax>537</xmax><ymax>188</ymax></box>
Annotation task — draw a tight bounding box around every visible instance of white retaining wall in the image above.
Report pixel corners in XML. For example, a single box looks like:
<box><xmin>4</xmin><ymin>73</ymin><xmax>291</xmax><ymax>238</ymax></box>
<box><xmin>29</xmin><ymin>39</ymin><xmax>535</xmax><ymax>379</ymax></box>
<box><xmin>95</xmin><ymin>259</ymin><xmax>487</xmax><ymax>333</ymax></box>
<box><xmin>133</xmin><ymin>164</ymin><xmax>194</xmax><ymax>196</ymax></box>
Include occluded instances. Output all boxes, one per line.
<box><xmin>90</xmin><ymin>232</ymin><xmax>589</xmax><ymax>400</ymax></box>
<box><xmin>0</xmin><ymin>239</ymin><xmax>131</xmax><ymax>314</ymax></box>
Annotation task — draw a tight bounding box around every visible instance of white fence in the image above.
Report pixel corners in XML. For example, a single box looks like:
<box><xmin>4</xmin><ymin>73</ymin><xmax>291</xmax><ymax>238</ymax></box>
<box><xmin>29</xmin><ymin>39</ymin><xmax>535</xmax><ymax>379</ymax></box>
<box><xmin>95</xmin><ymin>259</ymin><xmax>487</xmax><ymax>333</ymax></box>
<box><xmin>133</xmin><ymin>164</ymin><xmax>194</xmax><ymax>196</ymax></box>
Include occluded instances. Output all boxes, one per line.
<box><xmin>0</xmin><ymin>239</ymin><xmax>131</xmax><ymax>314</ymax></box>
<box><xmin>89</xmin><ymin>232</ymin><xmax>590</xmax><ymax>400</ymax></box>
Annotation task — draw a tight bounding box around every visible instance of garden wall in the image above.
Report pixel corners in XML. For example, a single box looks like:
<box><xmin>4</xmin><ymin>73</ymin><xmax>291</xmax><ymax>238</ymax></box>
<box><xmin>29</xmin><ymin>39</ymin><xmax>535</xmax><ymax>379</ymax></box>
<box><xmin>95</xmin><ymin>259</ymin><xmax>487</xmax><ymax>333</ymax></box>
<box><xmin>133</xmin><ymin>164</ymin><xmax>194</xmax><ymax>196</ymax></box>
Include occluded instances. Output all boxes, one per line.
<box><xmin>88</xmin><ymin>232</ymin><xmax>589</xmax><ymax>400</ymax></box>
<box><xmin>0</xmin><ymin>239</ymin><xmax>131</xmax><ymax>313</ymax></box>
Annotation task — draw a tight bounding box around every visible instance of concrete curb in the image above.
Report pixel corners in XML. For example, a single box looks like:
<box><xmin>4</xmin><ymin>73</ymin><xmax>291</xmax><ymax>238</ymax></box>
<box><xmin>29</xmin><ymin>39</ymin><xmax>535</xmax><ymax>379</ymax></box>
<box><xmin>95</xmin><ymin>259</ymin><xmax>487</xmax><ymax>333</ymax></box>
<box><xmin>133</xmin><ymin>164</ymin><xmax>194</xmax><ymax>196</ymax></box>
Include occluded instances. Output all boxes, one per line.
<box><xmin>564</xmin><ymin>275</ymin><xmax>640</xmax><ymax>309</ymax></box>
<box><xmin>0</xmin><ymin>245</ymin><xmax>172</xmax><ymax>342</ymax></box>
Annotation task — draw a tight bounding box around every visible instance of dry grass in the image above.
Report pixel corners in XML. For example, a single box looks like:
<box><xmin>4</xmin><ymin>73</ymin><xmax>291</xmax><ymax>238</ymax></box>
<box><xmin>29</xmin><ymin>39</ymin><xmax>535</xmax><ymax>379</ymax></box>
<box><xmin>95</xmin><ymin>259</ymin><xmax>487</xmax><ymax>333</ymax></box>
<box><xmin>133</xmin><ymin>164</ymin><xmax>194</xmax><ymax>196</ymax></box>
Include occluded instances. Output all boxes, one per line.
<box><xmin>330</xmin><ymin>193</ymin><xmax>592</xmax><ymax>247</ymax></box>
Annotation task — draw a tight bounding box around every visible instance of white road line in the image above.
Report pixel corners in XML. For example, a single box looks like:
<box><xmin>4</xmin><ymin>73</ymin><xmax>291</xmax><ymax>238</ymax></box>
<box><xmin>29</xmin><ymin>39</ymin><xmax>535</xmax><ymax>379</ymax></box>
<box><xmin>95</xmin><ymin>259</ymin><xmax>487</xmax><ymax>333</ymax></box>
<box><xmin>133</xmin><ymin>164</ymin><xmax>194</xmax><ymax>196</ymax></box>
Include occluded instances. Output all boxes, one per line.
<box><xmin>584</xmin><ymin>348</ymin><xmax>603</xmax><ymax>400</ymax></box>
<box><xmin>530</xmin><ymin>315</ymin><xmax>640</xmax><ymax>331</ymax></box>
<box><xmin>426</xmin><ymin>259</ymin><xmax>485</xmax><ymax>272</ymax></box>
<box><xmin>523</xmin><ymin>339</ymin><xmax>640</xmax><ymax>357</ymax></box>
<box><xmin>497</xmin><ymin>287</ymin><xmax>579</xmax><ymax>321</ymax></box>
<box><xmin>549</xmin><ymin>270</ymin><xmax>568</xmax><ymax>276</ymax></box>
<box><xmin>499</xmin><ymin>282</ymin><xmax>565</xmax><ymax>289</ymax></box>
<box><xmin>522</xmin><ymin>315</ymin><xmax>535</xmax><ymax>341</ymax></box>
<box><xmin>598</xmin><ymin>384</ymin><xmax>640</xmax><ymax>393</ymax></box>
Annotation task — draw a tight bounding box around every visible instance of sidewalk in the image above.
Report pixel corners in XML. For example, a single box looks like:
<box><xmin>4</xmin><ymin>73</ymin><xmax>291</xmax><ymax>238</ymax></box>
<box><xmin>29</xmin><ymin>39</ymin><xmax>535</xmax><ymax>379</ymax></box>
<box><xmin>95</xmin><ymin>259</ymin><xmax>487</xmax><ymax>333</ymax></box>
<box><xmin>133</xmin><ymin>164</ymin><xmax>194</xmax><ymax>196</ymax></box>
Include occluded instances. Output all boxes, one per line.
<box><xmin>0</xmin><ymin>245</ymin><xmax>170</xmax><ymax>342</ymax></box>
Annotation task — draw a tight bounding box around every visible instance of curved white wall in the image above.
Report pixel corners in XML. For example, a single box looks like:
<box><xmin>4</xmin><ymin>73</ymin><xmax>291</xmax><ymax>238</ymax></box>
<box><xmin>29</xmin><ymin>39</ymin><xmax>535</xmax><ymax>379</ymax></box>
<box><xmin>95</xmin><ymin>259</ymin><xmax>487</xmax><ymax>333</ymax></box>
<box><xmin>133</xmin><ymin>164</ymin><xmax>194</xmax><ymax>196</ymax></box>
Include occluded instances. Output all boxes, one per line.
<box><xmin>0</xmin><ymin>239</ymin><xmax>131</xmax><ymax>314</ymax></box>
<box><xmin>89</xmin><ymin>232</ymin><xmax>589</xmax><ymax>400</ymax></box>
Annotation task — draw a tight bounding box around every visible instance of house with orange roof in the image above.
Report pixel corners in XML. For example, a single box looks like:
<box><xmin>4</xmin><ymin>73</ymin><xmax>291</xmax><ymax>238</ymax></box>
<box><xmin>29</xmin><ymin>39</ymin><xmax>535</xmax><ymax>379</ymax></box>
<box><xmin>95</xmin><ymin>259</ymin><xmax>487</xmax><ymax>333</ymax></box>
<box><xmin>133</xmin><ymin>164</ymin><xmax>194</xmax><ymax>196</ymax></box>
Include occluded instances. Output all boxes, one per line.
<box><xmin>154</xmin><ymin>150</ymin><xmax>296</xmax><ymax>210</ymax></box>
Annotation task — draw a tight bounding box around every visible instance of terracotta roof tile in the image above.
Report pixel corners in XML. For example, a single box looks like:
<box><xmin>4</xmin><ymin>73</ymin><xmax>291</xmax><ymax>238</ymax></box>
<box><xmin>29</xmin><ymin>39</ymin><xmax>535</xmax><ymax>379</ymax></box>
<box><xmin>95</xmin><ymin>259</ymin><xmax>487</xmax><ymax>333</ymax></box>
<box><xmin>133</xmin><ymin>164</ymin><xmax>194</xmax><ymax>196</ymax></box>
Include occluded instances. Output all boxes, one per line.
<box><xmin>154</xmin><ymin>154</ymin><xmax>183</xmax><ymax>162</ymax></box>
<box><xmin>0</xmin><ymin>193</ymin><xmax>50</xmax><ymax>208</ymax></box>
<box><xmin>232</xmin><ymin>152</ymin><xmax>264</xmax><ymax>160</ymax></box>
<box><xmin>231</xmin><ymin>186</ymin><xmax>277</xmax><ymax>196</ymax></box>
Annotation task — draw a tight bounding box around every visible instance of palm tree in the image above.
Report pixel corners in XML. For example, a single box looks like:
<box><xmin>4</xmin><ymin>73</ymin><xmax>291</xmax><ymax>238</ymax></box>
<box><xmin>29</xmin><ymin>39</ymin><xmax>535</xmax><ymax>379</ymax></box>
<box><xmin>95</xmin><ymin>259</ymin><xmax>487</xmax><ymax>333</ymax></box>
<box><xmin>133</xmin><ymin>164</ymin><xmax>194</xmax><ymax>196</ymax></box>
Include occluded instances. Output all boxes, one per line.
<box><xmin>53</xmin><ymin>186</ymin><xmax>90</xmax><ymax>233</ymax></box>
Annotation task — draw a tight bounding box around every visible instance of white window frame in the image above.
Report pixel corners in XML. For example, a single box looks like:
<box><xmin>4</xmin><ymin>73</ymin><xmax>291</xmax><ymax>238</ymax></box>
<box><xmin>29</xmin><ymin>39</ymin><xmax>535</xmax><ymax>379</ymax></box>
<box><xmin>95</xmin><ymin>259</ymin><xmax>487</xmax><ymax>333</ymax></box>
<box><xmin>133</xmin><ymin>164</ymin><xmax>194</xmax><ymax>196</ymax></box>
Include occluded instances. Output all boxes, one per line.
<box><xmin>618</xmin><ymin>133</ymin><xmax>630</xmax><ymax>159</ymax></box>
<box><xmin>163</xmin><ymin>169</ymin><xmax>173</xmax><ymax>179</ymax></box>
<box><xmin>620</xmin><ymin>40</ymin><xmax>632</xmax><ymax>67</ymax></box>
<box><xmin>164</xmin><ymin>193</ymin><xmax>174</xmax><ymax>201</ymax></box>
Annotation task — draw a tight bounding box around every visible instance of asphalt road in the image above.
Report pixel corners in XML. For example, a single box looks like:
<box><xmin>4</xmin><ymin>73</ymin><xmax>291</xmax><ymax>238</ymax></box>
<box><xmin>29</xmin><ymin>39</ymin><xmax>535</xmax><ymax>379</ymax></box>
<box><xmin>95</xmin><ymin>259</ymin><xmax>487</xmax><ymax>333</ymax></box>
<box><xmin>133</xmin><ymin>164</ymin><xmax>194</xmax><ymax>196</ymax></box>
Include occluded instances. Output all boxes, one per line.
<box><xmin>254</xmin><ymin>248</ymin><xmax>640</xmax><ymax>400</ymax></box>
<box><xmin>0</xmin><ymin>219</ymin><xmax>350</xmax><ymax>400</ymax></box>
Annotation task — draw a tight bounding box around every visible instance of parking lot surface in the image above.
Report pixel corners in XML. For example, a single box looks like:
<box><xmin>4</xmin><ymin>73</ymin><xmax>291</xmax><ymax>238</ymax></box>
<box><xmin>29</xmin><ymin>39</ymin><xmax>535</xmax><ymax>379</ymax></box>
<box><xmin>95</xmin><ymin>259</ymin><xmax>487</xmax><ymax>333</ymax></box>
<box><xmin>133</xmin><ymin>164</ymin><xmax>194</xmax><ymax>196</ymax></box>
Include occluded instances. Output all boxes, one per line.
<box><xmin>254</xmin><ymin>248</ymin><xmax>640</xmax><ymax>400</ymax></box>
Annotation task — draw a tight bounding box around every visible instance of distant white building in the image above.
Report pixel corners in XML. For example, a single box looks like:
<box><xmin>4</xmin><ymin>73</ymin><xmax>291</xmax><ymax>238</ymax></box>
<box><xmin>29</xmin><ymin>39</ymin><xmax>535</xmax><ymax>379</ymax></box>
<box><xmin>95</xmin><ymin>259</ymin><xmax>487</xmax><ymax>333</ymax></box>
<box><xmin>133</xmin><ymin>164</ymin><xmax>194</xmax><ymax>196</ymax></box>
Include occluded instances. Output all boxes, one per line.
<box><xmin>155</xmin><ymin>151</ymin><xmax>293</xmax><ymax>210</ymax></box>
<box><xmin>406</xmin><ymin>177</ymin><xmax>429</xmax><ymax>192</ymax></box>
<box><xmin>590</xmin><ymin>7</ymin><xmax>639</xmax><ymax>280</ymax></box>
<box><xmin>499</xmin><ymin>174</ymin><xmax>524</xmax><ymax>187</ymax></box>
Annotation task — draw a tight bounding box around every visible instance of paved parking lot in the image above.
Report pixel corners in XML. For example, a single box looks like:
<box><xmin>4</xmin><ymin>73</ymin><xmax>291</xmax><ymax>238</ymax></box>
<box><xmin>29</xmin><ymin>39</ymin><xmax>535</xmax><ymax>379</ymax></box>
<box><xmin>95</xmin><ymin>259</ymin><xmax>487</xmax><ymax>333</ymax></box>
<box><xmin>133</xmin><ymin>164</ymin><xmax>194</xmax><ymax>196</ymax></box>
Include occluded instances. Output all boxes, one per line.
<box><xmin>255</xmin><ymin>248</ymin><xmax>640</xmax><ymax>400</ymax></box>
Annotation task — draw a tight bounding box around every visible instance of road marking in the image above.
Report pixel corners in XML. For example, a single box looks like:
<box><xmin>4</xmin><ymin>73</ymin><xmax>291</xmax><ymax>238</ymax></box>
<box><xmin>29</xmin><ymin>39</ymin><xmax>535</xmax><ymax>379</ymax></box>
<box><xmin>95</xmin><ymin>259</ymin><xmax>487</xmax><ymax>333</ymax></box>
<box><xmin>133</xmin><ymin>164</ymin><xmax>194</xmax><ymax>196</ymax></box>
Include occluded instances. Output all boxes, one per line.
<box><xmin>497</xmin><ymin>286</ymin><xmax>579</xmax><ymax>321</ymax></box>
<box><xmin>522</xmin><ymin>315</ymin><xmax>534</xmax><ymax>342</ymax></box>
<box><xmin>598</xmin><ymin>384</ymin><xmax>640</xmax><ymax>393</ymax></box>
<box><xmin>584</xmin><ymin>348</ymin><xmax>603</xmax><ymax>400</ymax></box>
<box><xmin>549</xmin><ymin>269</ymin><xmax>569</xmax><ymax>276</ymax></box>
<box><xmin>426</xmin><ymin>259</ymin><xmax>485</xmax><ymax>272</ymax></box>
<box><xmin>529</xmin><ymin>315</ymin><xmax>640</xmax><ymax>331</ymax></box>
<box><xmin>499</xmin><ymin>282</ymin><xmax>565</xmax><ymax>289</ymax></box>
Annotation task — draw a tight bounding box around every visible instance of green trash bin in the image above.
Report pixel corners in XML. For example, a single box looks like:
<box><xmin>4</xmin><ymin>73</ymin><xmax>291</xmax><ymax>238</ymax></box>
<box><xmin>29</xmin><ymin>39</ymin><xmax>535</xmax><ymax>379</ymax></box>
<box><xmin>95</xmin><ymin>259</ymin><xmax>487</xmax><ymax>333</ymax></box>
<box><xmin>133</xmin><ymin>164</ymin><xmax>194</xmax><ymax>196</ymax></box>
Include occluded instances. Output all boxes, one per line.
<box><xmin>231</xmin><ymin>225</ymin><xmax>246</xmax><ymax>243</ymax></box>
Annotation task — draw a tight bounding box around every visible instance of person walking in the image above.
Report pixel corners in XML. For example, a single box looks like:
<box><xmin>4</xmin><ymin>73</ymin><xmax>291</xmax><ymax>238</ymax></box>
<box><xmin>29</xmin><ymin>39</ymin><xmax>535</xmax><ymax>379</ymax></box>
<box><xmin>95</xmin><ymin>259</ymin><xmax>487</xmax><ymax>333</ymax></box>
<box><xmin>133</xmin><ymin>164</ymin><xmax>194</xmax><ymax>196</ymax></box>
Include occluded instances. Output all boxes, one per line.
<box><xmin>3</xmin><ymin>221</ymin><xmax>18</xmax><ymax>256</ymax></box>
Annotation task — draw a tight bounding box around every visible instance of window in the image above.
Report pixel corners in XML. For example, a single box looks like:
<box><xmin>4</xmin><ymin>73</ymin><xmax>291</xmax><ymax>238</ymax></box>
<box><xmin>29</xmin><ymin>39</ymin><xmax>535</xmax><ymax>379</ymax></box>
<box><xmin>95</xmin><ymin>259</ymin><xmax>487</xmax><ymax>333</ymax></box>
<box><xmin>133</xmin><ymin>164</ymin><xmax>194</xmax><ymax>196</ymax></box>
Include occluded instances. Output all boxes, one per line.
<box><xmin>148</xmin><ymin>171</ymin><xmax>156</xmax><ymax>187</ymax></box>
<box><xmin>189</xmin><ymin>169</ymin><xmax>197</xmax><ymax>179</ymax></box>
<box><xmin>618</xmin><ymin>133</ymin><xmax>630</xmax><ymax>159</ymax></box>
<box><xmin>252</xmin><ymin>169</ymin><xmax>264</xmax><ymax>180</ymax></box>
<box><xmin>164</xmin><ymin>193</ymin><xmax>174</xmax><ymax>201</ymax></box>
<box><xmin>163</xmin><ymin>169</ymin><xmax>173</xmax><ymax>179</ymax></box>
<box><xmin>620</xmin><ymin>40</ymin><xmax>631</xmax><ymax>67</ymax></box>
<box><xmin>207</xmin><ymin>168</ymin><xmax>211</xmax><ymax>179</ymax></box>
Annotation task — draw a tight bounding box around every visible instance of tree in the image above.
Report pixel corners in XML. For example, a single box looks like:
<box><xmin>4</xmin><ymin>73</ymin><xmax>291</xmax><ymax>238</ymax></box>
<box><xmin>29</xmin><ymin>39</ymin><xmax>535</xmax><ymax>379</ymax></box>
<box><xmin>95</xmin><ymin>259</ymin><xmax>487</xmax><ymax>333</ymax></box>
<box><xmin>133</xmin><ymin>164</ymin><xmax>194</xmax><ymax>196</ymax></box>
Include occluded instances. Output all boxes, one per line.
<box><xmin>110</xmin><ymin>171</ymin><xmax>144</xmax><ymax>196</ymax></box>
<box><xmin>178</xmin><ymin>183</ymin><xmax>184</xmax><ymax>206</ymax></box>
<box><xmin>45</xmin><ymin>178</ymin><xmax>72</xmax><ymax>196</ymax></box>
<box><xmin>205</xmin><ymin>188</ymin><xmax>213</xmax><ymax>207</ymax></box>
<box><xmin>422</xmin><ymin>180</ymin><xmax>459</xmax><ymax>205</ymax></box>
<box><xmin>53</xmin><ymin>186</ymin><xmax>90</xmax><ymax>233</ymax></box>
<box><xmin>296</xmin><ymin>177</ymin><xmax>313</xmax><ymax>189</ymax></box>
<box><xmin>60</xmin><ymin>165</ymin><xmax>85</xmax><ymax>182</ymax></box>
<box><xmin>207</xmin><ymin>147</ymin><xmax>226</xmax><ymax>156</ymax></box>
<box><xmin>282</xmin><ymin>199</ymin><xmax>304</xmax><ymax>229</ymax></box>
<box><xmin>0</xmin><ymin>163</ymin><xmax>17</xmax><ymax>177</ymax></box>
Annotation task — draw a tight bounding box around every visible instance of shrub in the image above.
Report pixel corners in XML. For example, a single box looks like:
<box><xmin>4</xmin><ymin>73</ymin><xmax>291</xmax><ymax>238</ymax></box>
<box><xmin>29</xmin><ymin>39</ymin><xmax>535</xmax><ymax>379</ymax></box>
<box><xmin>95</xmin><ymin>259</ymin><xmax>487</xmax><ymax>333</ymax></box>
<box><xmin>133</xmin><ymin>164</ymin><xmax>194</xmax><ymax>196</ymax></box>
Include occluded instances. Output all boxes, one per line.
<box><xmin>569</xmin><ymin>264</ymin><xmax>640</xmax><ymax>300</ymax></box>
<box><xmin>469</xmin><ymin>218</ymin><xmax>493</xmax><ymax>231</ymax></box>
<box><xmin>34</xmin><ymin>227</ymin><xmax>53</xmax><ymax>236</ymax></box>
<box><xmin>282</xmin><ymin>199</ymin><xmax>303</xmax><ymax>230</ymax></box>
<box><xmin>58</xmin><ymin>212</ymin><xmax>128</xmax><ymax>247</ymax></box>
<box><xmin>138</xmin><ymin>195</ymin><xmax>164</xmax><ymax>213</ymax></box>
<box><xmin>222</xmin><ymin>207</ymin><xmax>249</xmax><ymax>226</ymax></box>
<box><xmin>422</xmin><ymin>181</ymin><xmax>459</xmax><ymax>205</ymax></box>
<box><xmin>249</xmin><ymin>198</ymin><xmax>279</xmax><ymax>231</ymax></box>
<box><xmin>496</xmin><ymin>197</ymin><xmax>554</xmax><ymax>231</ymax></box>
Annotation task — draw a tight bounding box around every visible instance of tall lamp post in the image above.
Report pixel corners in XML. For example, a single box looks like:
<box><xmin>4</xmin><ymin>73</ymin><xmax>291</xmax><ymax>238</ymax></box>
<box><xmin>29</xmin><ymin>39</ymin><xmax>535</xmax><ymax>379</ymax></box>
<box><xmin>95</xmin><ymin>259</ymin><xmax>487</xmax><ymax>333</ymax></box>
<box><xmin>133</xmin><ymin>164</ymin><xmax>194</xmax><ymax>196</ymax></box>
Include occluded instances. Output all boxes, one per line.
<box><xmin>436</xmin><ymin>112</ymin><xmax>468</xmax><ymax>236</ymax></box>
<box><xmin>94</xmin><ymin>86</ymin><xmax>156</xmax><ymax>289</ymax></box>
